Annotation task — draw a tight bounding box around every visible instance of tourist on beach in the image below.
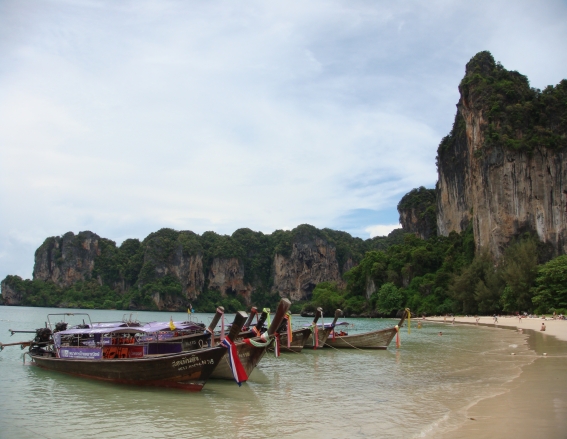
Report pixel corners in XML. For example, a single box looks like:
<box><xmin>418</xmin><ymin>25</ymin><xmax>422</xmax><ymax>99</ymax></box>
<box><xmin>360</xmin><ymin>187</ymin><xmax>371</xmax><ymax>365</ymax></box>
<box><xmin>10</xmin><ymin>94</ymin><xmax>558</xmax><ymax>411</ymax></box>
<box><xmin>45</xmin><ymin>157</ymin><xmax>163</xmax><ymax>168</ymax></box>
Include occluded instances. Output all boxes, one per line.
<box><xmin>541</xmin><ymin>323</ymin><xmax>546</xmax><ymax>331</ymax></box>
<box><xmin>452</xmin><ymin>317</ymin><xmax>455</xmax><ymax>325</ymax></box>
<box><xmin>493</xmin><ymin>315</ymin><xmax>498</xmax><ymax>324</ymax></box>
<box><xmin>475</xmin><ymin>316</ymin><xmax>479</xmax><ymax>325</ymax></box>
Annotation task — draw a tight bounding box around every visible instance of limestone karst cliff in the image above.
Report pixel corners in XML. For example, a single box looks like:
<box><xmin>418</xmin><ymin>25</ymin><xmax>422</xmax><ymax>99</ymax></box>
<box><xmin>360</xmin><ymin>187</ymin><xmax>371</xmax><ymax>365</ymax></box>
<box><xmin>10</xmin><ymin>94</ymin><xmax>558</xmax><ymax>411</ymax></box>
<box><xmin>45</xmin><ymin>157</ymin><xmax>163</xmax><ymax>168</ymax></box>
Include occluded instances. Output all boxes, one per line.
<box><xmin>436</xmin><ymin>51</ymin><xmax>567</xmax><ymax>259</ymax></box>
<box><xmin>34</xmin><ymin>231</ymin><xmax>101</xmax><ymax>287</ymax></box>
<box><xmin>2</xmin><ymin>225</ymin><xmax>374</xmax><ymax>311</ymax></box>
<box><xmin>398</xmin><ymin>187</ymin><xmax>437</xmax><ymax>240</ymax></box>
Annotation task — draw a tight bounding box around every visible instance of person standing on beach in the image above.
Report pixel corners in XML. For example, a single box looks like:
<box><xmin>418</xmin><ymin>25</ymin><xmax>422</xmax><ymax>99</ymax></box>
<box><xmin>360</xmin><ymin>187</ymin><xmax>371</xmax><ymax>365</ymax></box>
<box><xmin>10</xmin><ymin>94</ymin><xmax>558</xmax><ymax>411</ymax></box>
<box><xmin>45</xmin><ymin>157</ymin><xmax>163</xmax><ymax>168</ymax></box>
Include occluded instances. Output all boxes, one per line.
<box><xmin>493</xmin><ymin>315</ymin><xmax>498</xmax><ymax>324</ymax></box>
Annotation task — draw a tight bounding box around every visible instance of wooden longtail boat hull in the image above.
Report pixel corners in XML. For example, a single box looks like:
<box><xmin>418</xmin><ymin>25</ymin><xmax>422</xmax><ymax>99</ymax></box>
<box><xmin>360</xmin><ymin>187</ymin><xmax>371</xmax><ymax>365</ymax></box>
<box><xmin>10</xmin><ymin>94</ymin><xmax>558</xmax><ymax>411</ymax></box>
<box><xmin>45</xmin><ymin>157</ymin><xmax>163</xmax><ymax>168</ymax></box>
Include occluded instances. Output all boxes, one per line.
<box><xmin>211</xmin><ymin>300</ymin><xmax>291</xmax><ymax>380</ymax></box>
<box><xmin>324</xmin><ymin>327</ymin><xmax>397</xmax><ymax>349</ymax></box>
<box><xmin>305</xmin><ymin>327</ymin><xmax>333</xmax><ymax>349</ymax></box>
<box><xmin>30</xmin><ymin>347</ymin><xmax>226</xmax><ymax>391</ymax></box>
<box><xmin>278</xmin><ymin>328</ymin><xmax>312</xmax><ymax>353</ymax></box>
<box><xmin>210</xmin><ymin>339</ymin><xmax>273</xmax><ymax>380</ymax></box>
<box><xmin>324</xmin><ymin>312</ymin><xmax>408</xmax><ymax>349</ymax></box>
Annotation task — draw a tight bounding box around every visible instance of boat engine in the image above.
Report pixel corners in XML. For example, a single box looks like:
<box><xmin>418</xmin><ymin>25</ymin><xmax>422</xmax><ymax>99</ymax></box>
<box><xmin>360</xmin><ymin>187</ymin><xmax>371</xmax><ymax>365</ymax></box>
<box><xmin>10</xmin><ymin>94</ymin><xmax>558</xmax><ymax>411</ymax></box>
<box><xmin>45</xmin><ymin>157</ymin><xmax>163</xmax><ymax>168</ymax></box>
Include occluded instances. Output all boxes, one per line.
<box><xmin>54</xmin><ymin>322</ymin><xmax>68</xmax><ymax>332</ymax></box>
<box><xmin>29</xmin><ymin>327</ymin><xmax>53</xmax><ymax>355</ymax></box>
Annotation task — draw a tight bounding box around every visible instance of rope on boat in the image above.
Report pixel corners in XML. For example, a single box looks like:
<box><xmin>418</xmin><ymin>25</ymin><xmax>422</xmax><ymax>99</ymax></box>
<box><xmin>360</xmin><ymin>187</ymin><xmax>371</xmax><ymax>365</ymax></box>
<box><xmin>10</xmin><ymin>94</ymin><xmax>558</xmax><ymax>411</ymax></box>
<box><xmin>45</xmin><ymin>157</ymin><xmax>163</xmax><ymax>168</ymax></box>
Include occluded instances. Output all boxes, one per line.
<box><xmin>324</xmin><ymin>335</ymin><xmax>368</xmax><ymax>352</ymax></box>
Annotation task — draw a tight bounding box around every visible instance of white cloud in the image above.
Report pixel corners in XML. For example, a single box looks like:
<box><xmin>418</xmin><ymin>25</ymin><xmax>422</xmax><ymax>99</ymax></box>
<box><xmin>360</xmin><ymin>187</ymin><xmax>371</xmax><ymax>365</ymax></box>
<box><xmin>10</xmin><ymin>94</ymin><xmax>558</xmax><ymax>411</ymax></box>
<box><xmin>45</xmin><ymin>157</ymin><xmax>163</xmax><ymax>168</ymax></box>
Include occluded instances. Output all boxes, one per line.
<box><xmin>365</xmin><ymin>224</ymin><xmax>402</xmax><ymax>239</ymax></box>
<box><xmin>0</xmin><ymin>0</ymin><xmax>566</xmax><ymax>280</ymax></box>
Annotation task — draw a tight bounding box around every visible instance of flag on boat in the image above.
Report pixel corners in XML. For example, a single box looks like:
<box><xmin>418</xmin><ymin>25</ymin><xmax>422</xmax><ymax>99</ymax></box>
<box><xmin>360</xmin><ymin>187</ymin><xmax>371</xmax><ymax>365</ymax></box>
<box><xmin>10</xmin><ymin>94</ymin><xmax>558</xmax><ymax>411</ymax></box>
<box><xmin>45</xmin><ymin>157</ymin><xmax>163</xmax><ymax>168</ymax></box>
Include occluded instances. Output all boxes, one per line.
<box><xmin>221</xmin><ymin>338</ymin><xmax>248</xmax><ymax>386</ymax></box>
<box><xmin>169</xmin><ymin>318</ymin><xmax>176</xmax><ymax>331</ymax></box>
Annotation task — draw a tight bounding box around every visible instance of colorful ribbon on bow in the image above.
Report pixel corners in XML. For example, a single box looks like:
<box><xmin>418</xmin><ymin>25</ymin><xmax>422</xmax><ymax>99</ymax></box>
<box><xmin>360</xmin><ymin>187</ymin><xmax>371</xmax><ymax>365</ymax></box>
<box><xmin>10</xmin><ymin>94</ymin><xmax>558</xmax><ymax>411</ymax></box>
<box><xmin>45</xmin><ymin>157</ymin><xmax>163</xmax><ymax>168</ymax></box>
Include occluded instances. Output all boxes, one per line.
<box><xmin>395</xmin><ymin>325</ymin><xmax>400</xmax><ymax>348</ymax></box>
<box><xmin>221</xmin><ymin>338</ymin><xmax>248</xmax><ymax>386</ymax></box>
<box><xmin>263</xmin><ymin>308</ymin><xmax>271</xmax><ymax>327</ymax></box>
<box><xmin>244</xmin><ymin>332</ymin><xmax>271</xmax><ymax>348</ymax></box>
<box><xmin>311</xmin><ymin>324</ymin><xmax>319</xmax><ymax>348</ymax></box>
<box><xmin>286</xmin><ymin>312</ymin><xmax>292</xmax><ymax>349</ymax></box>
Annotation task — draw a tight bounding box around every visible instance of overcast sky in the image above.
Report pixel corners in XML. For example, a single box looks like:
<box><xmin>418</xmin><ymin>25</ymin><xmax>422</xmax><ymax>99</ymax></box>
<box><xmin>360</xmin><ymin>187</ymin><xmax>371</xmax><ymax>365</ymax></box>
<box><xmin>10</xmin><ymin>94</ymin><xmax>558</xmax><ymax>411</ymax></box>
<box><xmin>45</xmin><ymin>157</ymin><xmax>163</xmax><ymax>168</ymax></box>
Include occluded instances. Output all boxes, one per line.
<box><xmin>1</xmin><ymin>0</ymin><xmax>566</xmax><ymax>281</ymax></box>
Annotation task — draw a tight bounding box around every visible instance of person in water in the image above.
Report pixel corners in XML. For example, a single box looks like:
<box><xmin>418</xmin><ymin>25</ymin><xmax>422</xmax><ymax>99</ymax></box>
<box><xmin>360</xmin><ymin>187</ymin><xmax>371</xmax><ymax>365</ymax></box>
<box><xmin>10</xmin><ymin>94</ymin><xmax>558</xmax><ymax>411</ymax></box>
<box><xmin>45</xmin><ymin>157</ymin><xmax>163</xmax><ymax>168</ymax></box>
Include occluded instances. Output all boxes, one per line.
<box><xmin>438</xmin><ymin>331</ymin><xmax>443</xmax><ymax>336</ymax></box>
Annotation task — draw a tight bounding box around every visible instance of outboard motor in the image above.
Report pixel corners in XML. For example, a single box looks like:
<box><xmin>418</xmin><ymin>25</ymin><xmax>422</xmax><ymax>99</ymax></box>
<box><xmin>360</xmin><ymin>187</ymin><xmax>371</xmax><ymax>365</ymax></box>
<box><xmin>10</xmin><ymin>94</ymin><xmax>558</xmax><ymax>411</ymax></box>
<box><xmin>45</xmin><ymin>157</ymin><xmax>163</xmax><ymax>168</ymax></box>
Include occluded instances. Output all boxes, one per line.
<box><xmin>54</xmin><ymin>322</ymin><xmax>68</xmax><ymax>333</ymax></box>
<box><xmin>29</xmin><ymin>327</ymin><xmax>53</xmax><ymax>355</ymax></box>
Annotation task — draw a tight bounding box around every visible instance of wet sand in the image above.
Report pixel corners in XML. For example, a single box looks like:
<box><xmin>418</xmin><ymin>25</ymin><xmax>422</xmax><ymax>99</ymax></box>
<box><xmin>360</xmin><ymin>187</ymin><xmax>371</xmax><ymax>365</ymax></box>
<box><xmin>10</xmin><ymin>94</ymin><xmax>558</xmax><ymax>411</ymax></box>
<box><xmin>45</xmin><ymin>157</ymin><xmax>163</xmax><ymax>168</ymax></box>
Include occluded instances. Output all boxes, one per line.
<box><xmin>425</xmin><ymin>316</ymin><xmax>567</xmax><ymax>438</ymax></box>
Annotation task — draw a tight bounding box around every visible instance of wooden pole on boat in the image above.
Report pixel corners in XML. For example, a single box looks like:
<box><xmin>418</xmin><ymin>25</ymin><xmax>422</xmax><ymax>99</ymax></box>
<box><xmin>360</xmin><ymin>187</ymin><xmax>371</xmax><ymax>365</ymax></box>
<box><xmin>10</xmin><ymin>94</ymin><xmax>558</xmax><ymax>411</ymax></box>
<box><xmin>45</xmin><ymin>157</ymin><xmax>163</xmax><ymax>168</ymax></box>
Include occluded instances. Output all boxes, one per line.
<box><xmin>0</xmin><ymin>340</ymin><xmax>32</xmax><ymax>351</ymax></box>
<box><xmin>331</xmin><ymin>309</ymin><xmax>343</xmax><ymax>327</ymax></box>
<box><xmin>267</xmin><ymin>299</ymin><xmax>291</xmax><ymax>336</ymax></box>
<box><xmin>226</xmin><ymin>312</ymin><xmax>248</xmax><ymax>342</ymax></box>
<box><xmin>312</xmin><ymin>307</ymin><xmax>323</xmax><ymax>325</ymax></box>
<box><xmin>253</xmin><ymin>311</ymin><xmax>268</xmax><ymax>332</ymax></box>
<box><xmin>207</xmin><ymin>307</ymin><xmax>225</xmax><ymax>334</ymax></box>
<box><xmin>243</xmin><ymin>307</ymin><xmax>257</xmax><ymax>330</ymax></box>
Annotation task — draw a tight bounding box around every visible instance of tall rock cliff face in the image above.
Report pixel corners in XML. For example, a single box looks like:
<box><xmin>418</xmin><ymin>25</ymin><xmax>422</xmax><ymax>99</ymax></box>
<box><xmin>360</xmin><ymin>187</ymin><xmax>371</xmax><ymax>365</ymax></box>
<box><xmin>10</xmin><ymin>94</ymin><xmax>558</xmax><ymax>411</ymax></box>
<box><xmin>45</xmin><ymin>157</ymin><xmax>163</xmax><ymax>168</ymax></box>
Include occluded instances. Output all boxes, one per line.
<box><xmin>33</xmin><ymin>231</ymin><xmax>101</xmax><ymax>287</ymax></box>
<box><xmin>272</xmin><ymin>236</ymin><xmax>344</xmax><ymax>301</ymax></box>
<box><xmin>398</xmin><ymin>187</ymin><xmax>437</xmax><ymax>240</ymax></box>
<box><xmin>208</xmin><ymin>257</ymin><xmax>252</xmax><ymax>301</ymax></box>
<box><xmin>437</xmin><ymin>51</ymin><xmax>567</xmax><ymax>258</ymax></box>
<box><xmin>20</xmin><ymin>225</ymin><xmax>354</xmax><ymax>309</ymax></box>
<box><xmin>0</xmin><ymin>277</ymin><xmax>23</xmax><ymax>305</ymax></box>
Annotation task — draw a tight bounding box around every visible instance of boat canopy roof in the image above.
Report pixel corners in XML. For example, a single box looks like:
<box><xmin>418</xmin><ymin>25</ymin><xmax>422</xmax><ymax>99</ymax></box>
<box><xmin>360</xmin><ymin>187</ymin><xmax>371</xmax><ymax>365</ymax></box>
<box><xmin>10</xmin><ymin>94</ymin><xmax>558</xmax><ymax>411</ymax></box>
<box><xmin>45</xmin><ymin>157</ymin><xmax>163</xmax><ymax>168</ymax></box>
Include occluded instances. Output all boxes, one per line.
<box><xmin>303</xmin><ymin>321</ymin><xmax>349</xmax><ymax>328</ymax></box>
<box><xmin>56</xmin><ymin>321</ymin><xmax>203</xmax><ymax>336</ymax></box>
<box><xmin>57</xmin><ymin>327</ymin><xmax>146</xmax><ymax>336</ymax></box>
<box><xmin>91</xmin><ymin>322</ymin><xmax>138</xmax><ymax>328</ymax></box>
<box><xmin>141</xmin><ymin>321</ymin><xmax>204</xmax><ymax>333</ymax></box>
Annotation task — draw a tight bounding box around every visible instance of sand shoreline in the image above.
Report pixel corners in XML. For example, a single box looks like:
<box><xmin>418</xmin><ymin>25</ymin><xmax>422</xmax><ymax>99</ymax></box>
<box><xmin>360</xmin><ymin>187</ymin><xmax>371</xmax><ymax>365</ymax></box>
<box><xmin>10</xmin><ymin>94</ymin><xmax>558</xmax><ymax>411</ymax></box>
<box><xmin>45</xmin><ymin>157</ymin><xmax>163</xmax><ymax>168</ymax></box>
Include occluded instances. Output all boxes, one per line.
<box><xmin>421</xmin><ymin>316</ymin><xmax>567</xmax><ymax>438</ymax></box>
<box><xmin>424</xmin><ymin>315</ymin><xmax>567</xmax><ymax>342</ymax></box>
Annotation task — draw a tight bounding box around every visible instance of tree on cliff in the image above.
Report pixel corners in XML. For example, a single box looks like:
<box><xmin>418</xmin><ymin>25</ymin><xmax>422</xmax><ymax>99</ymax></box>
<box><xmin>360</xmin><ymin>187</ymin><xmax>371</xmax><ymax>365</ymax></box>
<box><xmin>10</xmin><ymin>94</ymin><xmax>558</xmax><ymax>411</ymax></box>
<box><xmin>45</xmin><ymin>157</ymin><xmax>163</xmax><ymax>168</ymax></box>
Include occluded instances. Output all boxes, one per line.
<box><xmin>532</xmin><ymin>255</ymin><xmax>567</xmax><ymax>313</ymax></box>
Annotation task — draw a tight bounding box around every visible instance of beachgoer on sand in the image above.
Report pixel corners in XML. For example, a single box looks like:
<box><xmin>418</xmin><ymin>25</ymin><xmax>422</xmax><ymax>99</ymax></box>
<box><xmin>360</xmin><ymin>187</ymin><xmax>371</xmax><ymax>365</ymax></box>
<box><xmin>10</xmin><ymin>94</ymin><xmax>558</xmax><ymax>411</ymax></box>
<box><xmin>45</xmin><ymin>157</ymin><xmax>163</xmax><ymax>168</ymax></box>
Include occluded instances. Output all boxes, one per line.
<box><xmin>541</xmin><ymin>323</ymin><xmax>546</xmax><ymax>331</ymax></box>
<box><xmin>493</xmin><ymin>315</ymin><xmax>498</xmax><ymax>324</ymax></box>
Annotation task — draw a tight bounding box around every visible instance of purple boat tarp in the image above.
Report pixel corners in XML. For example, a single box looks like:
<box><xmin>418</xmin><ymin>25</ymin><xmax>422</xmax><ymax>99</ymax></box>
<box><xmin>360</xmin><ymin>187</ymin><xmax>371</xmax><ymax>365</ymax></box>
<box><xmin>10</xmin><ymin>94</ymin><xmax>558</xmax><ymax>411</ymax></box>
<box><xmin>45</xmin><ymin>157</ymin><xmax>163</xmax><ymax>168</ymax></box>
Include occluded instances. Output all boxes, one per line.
<box><xmin>302</xmin><ymin>322</ymin><xmax>349</xmax><ymax>329</ymax></box>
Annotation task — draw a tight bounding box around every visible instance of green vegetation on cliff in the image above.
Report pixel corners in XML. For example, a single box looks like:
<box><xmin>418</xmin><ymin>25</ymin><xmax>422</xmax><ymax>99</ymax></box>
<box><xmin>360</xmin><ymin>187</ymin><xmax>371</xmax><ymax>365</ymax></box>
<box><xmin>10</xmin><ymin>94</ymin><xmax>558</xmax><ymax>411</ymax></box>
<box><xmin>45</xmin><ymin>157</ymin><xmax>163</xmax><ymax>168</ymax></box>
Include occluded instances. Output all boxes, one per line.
<box><xmin>397</xmin><ymin>186</ymin><xmax>437</xmax><ymax>239</ymax></box>
<box><xmin>459</xmin><ymin>50</ymin><xmax>567</xmax><ymax>154</ymax></box>
<box><xmin>2</xmin><ymin>224</ymin><xmax>407</xmax><ymax>312</ymax></box>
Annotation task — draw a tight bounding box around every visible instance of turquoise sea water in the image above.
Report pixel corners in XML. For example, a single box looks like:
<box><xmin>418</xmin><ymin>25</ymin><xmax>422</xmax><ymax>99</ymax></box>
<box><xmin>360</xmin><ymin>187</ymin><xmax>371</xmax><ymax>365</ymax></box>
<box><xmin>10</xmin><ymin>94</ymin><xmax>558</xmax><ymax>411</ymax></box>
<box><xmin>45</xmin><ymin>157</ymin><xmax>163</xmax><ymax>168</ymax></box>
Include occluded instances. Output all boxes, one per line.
<box><xmin>0</xmin><ymin>306</ymin><xmax>550</xmax><ymax>438</ymax></box>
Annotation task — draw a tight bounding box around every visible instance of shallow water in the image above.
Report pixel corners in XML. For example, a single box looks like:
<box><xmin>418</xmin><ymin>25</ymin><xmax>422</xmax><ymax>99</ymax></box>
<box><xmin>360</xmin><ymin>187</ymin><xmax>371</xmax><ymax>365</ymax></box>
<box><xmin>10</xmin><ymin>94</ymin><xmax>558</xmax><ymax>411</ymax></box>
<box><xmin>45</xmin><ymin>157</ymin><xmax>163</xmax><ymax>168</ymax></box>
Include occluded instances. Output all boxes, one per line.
<box><xmin>0</xmin><ymin>307</ymin><xmax>544</xmax><ymax>438</ymax></box>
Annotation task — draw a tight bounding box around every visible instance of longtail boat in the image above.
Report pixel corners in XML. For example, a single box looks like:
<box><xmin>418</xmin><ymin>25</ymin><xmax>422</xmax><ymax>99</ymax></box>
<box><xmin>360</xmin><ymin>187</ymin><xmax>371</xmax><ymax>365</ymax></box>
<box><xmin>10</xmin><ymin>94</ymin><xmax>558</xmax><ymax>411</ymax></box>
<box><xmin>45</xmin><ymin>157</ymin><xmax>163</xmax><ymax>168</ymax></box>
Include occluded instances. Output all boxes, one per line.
<box><xmin>305</xmin><ymin>308</ymin><xmax>342</xmax><ymax>349</ymax></box>
<box><xmin>210</xmin><ymin>299</ymin><xmax>291</xmax><ymax>381</ymax></box>
<box><xmin>277</xmin><ymin>310</ymin><xmax>321</xmax><ymax>353</ymax></box>
<box><xmin>324</xmin><ymin>309</ymin><xmax>410</xmax><ymax>349</ymax></box>
<box><xmin>150</xmin><ymin>307</ymin><xmax>225</xmax><ymax>352</ymax></box>
<box><xmin>5</xmin><ymin>312</ymin><xmax>248</xmax><ymax>391</ymax></box>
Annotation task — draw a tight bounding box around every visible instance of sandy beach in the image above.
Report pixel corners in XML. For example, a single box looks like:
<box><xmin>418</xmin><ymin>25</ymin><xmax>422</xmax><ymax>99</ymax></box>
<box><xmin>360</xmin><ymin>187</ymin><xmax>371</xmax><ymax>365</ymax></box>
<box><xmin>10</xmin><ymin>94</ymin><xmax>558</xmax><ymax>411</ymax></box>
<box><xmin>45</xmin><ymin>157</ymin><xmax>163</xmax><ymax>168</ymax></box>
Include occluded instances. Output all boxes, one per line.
<box><xmin>423</xmin><ymin>315</ymin><xmax>567</xmax><ymax>438</ymax></box>
<box><xmin>425</xmin><ymin>315</ymin><xmax>567</xmax><ymax>341</ymax></box>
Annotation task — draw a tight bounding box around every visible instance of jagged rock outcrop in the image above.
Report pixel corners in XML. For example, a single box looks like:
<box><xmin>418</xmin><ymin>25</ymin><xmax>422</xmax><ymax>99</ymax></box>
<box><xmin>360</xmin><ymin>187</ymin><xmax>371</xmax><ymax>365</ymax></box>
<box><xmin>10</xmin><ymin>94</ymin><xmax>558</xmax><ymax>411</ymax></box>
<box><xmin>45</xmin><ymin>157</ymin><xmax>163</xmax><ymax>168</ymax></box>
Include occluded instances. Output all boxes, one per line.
<box><xmin>208</xmin><ymin>258</ymin><xmax>253</xmax><ymax>301</ymax></box>
<box><xmin>272</xmin><ymin>237</ymin><xmax>344</xmax><ymax>301</ymax></box>
<box><xmin>437</xmin><ymin>51</ymin><xmax>567</xmax><ymax>259</ymax></box>
<box><xmin>21</xmin><ymin>225</ymin><xmax>353</xmax><ymax>309</ymax></box>
<box><xmin>141</xmin><ymin>237</ymin><xmax>205</xmax><ymax>300</ymax></box>
<box><xmin>0</xmin><ymin>276</ymin><xmax>24</xmax><ymax>305</ymax></box>
<box><xmin>33</xmin><ymin>231</ymin><xmax>101</xmax><ymax>287</ymax></box>
<box><xmin>398</xmin><ymin>187</ymin><xmax>437</xmax><ymax>240</ymax></box>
